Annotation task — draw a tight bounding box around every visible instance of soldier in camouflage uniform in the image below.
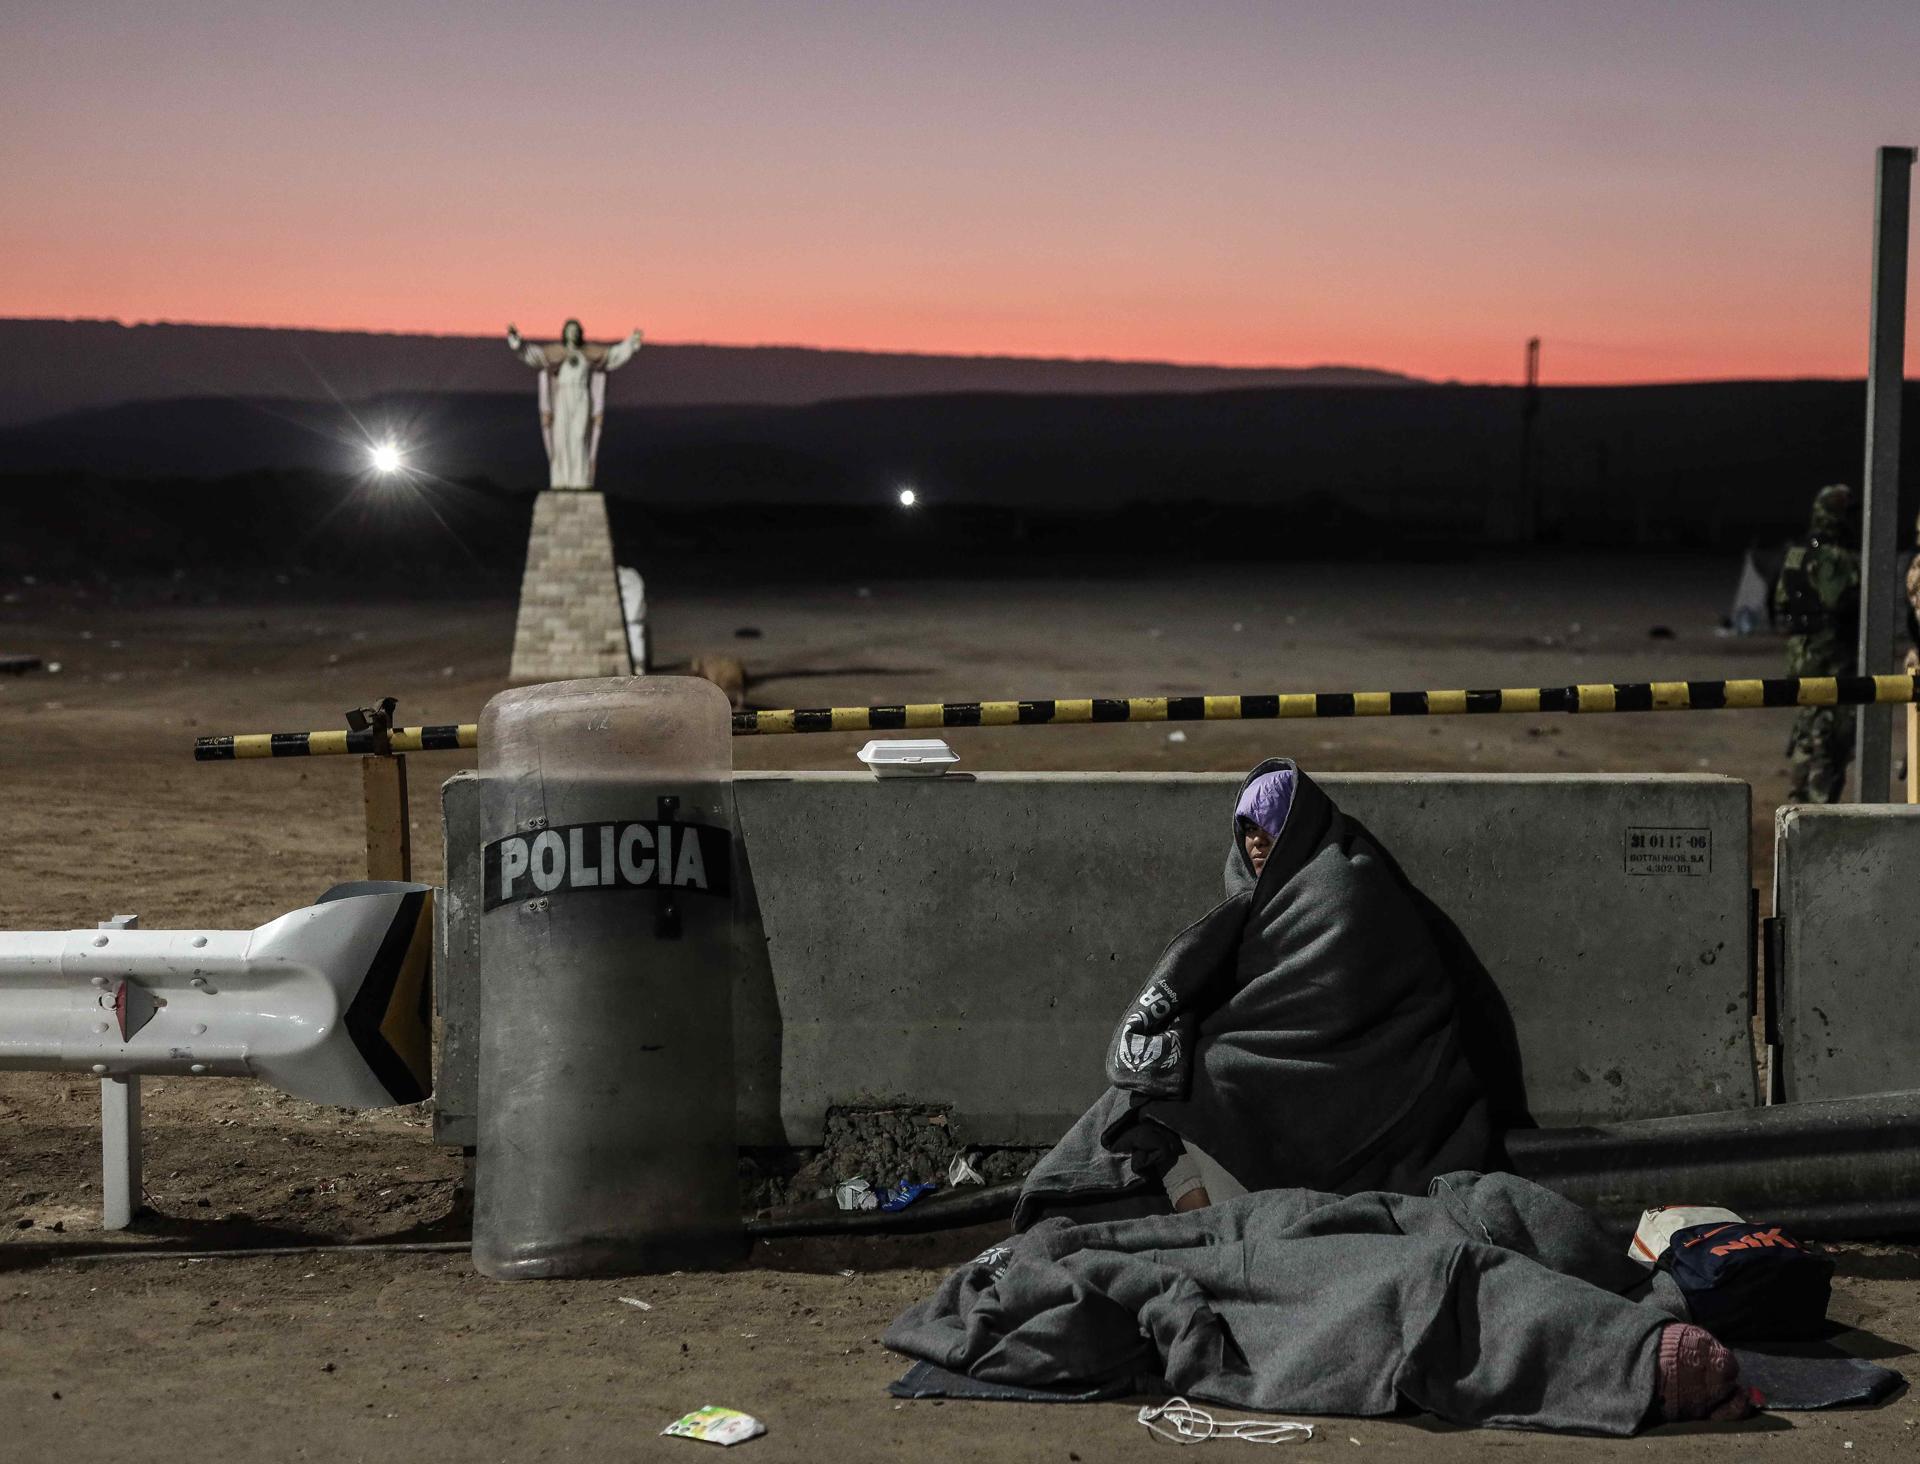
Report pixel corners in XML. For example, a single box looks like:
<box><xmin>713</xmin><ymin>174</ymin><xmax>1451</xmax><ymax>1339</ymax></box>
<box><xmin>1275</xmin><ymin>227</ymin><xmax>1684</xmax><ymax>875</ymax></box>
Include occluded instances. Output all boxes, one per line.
<box><xmin>1773</xmin><ymin>483</ymin><xmax>1861</xmax><ymax>802</ymax></box>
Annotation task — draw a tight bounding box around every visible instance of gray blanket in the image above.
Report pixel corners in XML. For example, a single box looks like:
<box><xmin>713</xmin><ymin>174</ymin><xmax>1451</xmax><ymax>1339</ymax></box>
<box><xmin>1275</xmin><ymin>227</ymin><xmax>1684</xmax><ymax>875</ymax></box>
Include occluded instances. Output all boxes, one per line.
<box><xmin>1017</xmin><ymin>761</ymin><xmax>1491</xmax><ymax>1227</ymax></box>
<box><xmin>886</xmin><ymin>1172</ymin><xmax>1670</xmax><ymax>1435</ymax></box>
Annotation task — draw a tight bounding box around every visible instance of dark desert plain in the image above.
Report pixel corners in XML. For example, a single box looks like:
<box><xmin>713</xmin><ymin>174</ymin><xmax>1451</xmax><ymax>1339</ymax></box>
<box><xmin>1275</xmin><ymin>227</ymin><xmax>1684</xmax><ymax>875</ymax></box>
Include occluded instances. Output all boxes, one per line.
<box><xmin>2</xmin><ymin>547</ymin><xmax>1916</xmax><ymax>1461</ymax></box>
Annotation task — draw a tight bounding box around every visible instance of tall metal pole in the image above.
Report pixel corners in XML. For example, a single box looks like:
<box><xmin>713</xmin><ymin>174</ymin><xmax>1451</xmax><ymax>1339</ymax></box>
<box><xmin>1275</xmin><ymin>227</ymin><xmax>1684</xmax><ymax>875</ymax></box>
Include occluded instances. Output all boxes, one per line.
<box><xmin>1856</xmin><ymin>146</ymin><xmax>1914</xmax><ymax>802</ymax></box>
<box><xmin>1520</xmin><ymin>337</ymin><xmax>1541</xmax><ymax>541</ymax></box>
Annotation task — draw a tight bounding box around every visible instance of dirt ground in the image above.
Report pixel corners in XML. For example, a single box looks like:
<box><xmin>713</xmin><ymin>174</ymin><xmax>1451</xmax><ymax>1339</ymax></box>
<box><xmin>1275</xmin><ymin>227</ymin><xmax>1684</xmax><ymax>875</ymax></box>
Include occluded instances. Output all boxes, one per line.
<box><xmin>3</xmin><ymin>1237</ymin><xmax>1916</xmax><ymax>1464</ymax></box>
<box><xmin>2</xmin><ymin>555</ymin><xmax>1914</xmax><ymax>1459</ymax></box>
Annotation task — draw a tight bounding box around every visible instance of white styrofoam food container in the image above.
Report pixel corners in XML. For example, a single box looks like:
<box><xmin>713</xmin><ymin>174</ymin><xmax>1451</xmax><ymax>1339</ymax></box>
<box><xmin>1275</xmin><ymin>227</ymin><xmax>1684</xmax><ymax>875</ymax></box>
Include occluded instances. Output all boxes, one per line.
<box><xmin>856</xmin><ymin>738</ymin><xmax>960</xmax><ymax>778</ymax></box>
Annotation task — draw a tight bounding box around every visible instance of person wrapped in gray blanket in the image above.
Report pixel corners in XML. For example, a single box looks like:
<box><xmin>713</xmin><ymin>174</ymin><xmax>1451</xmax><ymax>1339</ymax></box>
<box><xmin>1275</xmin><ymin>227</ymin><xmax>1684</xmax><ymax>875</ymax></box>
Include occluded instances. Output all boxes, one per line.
<box><xmin>1016</xmin><ymin>758</ymin><xmax>1496</xmax><ymax>1226</ymax></box>
<box><xmin>891</xmin><ymin>762</ymin><xmax>1758</xmax><ymax>1431</ymax></box>
<box><xmin>886</xmin><ymin>1172</ymin><xmax>1757</xmax><ymax>1431</ymax></box>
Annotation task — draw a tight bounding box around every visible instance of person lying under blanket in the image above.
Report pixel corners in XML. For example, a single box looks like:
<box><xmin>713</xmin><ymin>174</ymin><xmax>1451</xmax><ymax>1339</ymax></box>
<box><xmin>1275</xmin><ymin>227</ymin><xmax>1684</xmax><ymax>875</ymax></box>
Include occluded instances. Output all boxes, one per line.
<box><xmin>886</xmin><ymin>1172</ymin><xmax>1758</xmax><ymax>1431</ymax></box>
<box><xmin>889</xmin><ymin>764</ymin><xmax>1761</xmax><ymax>1432</ymax></box>
<box><xmin>1016</xmin><ymin>759</ymin><xmax>1496</xmax><ymax>1227</ymax></box>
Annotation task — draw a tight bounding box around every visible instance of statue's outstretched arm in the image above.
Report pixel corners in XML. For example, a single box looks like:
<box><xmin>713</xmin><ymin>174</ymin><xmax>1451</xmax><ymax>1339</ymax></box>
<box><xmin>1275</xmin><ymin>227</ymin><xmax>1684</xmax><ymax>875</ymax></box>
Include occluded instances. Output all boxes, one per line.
<box><xmin>603</xmin><ymin>328</ymin><xmax>645</xmax><ymax>372</ymax></box>
<box><xmin>505</xmin><ymin>324</ymin><xmax>553</xmax><ymax>369</ymax></box>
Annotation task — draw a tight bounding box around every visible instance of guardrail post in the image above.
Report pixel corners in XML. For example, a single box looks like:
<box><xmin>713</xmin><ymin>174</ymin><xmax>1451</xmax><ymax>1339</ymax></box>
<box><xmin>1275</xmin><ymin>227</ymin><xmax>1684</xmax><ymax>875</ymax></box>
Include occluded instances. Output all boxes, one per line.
<box><xmin>100</xmin><ymin>1074</ymin><xmax>142</xmax><ymax>1230</ymax></box>
<box><xmin>96</xmin><ymin>913</ymin><xmax>143</xmax><ymax>1230</ymax></box>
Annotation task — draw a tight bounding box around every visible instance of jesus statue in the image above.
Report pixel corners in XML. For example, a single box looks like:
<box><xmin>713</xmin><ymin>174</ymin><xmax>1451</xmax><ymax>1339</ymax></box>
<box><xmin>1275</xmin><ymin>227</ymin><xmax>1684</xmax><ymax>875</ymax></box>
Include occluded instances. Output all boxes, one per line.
<box><xmin>505</xmin><ymin>319</ymin><xmax>644</xmax><ymax>489</ymax></box>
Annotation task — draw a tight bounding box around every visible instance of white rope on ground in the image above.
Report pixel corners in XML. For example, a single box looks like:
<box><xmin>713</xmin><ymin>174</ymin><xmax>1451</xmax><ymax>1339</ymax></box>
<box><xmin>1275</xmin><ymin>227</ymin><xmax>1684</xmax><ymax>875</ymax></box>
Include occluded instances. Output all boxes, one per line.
<box><xmin>1136</xmin><ymin>1396</ymin><xmax>1314</xmax><ymax>1445</ymax></box>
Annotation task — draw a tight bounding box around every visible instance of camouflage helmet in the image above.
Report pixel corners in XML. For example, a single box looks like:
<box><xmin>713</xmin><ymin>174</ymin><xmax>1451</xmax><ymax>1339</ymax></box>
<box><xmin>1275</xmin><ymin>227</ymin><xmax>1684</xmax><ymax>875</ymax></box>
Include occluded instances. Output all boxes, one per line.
<box><xmin>1810</xmin><ymin>482</ymin><xmax>1856</xmax><ymax>538</ymax></box>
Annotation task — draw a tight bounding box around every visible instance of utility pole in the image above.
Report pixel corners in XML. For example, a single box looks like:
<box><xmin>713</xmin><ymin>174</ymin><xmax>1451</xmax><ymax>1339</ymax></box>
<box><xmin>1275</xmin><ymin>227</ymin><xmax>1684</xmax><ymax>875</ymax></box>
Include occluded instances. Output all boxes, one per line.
<box><xmin>1519</xmin><ymin>337</ymin><xmax>1541</xmax><ymax>541</ymax></box>
<box><xmin>1856</xmin><ymin>146</ymin><xmax>1914</xmax><ymax>802</ymax></box>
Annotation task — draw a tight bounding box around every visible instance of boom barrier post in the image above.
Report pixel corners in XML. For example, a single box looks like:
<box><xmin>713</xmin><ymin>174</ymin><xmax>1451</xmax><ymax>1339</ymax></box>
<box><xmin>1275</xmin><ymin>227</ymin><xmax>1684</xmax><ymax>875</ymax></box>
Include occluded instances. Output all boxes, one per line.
<box><xmin>1908</xmin><ymin>702</ymin><xmax>1918</xmax><ymax>805</ymax></box>
<box><xmin>349</xmin><ymin>698</ymin><xmax>412</xmax><ymax>882</ymax></box>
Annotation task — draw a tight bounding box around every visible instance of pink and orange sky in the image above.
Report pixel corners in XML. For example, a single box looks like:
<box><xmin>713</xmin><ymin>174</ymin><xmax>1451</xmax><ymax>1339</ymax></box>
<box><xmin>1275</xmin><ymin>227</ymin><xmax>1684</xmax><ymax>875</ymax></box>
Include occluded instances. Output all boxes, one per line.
<box><xmin>3</xmin><ymin>0</ymin><xmax>1915</xmax><ymax>384</ymax></box>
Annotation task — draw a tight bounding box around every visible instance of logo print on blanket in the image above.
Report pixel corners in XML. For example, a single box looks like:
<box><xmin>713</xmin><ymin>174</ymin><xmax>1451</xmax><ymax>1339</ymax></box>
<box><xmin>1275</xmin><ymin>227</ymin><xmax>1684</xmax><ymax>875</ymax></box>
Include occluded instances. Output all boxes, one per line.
<box><xmin>1115</xmin><ymin>982</ymin><xmax>1182</xmax><ymax>1073</ymax></box>
<box><xmin>1119</xmin><ymin>1026</ymin><xmax>1181</xmax><ymax>1073</ymax></box>
<box><xmin>1137</xmin><ymin>980</ymin><xmax>1176</xmax><ymax>1025</ymax></box>
<box><xmin>967</xmin><ymin>1244</ymin><xmax>1012</xmax><ymax>1280</ymax></box>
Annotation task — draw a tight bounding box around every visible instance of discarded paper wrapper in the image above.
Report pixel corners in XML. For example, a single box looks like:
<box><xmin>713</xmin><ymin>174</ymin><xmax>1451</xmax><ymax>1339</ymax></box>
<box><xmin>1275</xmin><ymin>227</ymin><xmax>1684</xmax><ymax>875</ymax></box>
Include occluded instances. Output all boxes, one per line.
<box><xmin>835</xmin><ymin>1177</ymin><xmax>879</xmax><ymax>1211</ymax></box>
<box><xmin>661</xmin><ymin>1406</ymin><xmax>766</xmax><ymax>1447</ymax></box>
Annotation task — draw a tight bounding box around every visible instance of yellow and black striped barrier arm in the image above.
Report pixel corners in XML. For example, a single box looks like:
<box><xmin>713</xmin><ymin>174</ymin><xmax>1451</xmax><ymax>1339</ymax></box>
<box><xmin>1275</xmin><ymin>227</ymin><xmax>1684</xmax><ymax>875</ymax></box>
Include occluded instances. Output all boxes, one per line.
<box><xmin>732</xmin><ymin>674</ymin><xmax>1920</xmax><ymax>734</ymax></box>
<box><xmin>194</xmin><ymin>724</ymin><xmax>477</xmax><ymax>760</ymax></box>
<box><xmin>193</xmin><ymin>674</ymin><xmax>1920</xmax><ymax>757</ymax></box>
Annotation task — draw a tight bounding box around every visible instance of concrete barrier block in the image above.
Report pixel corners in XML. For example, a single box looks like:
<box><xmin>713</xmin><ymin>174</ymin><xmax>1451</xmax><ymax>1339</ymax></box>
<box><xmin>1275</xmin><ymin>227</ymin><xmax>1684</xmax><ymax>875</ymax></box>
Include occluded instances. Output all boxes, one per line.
<box><xmin>436</xmin><ymin>771</ymin><xmax>1754</xmax><ymax>1151</ymax></box>
<box><xmin>1774</xmin><ymin>804</ymin><xmax>1920</xmax><ymax>1102</ymax></box>
<box><xmin>734</xmin><ymin>773</ymin><xmax>1752</xmax><ymax>1144</ymax></box>
<box><xmin>1330</xmin><ymin>773</ymin><xmax>1753</xmax><ymax>1125</ymax></box>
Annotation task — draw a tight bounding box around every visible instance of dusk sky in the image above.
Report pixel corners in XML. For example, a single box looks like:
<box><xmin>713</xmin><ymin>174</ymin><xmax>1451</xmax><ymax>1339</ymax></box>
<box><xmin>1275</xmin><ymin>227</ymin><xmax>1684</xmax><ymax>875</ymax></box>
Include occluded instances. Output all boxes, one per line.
<box><xmin>4</xmin><ymin>1</ymin><xmax>1916</xmax><ymax>384</ymax></box>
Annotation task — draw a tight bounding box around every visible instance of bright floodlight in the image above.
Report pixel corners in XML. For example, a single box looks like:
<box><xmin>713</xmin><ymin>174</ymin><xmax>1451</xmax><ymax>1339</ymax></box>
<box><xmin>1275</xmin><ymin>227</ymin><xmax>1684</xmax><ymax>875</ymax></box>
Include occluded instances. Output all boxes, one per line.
<box><xmin>897</xmin><ymin>487</ymin><xmax>917</xmax><ymax>508</ymax></box>
<box><xmin>370</xmin><ymin>443</ymin><xmax>403</xmax><ymax>474</ymax></box>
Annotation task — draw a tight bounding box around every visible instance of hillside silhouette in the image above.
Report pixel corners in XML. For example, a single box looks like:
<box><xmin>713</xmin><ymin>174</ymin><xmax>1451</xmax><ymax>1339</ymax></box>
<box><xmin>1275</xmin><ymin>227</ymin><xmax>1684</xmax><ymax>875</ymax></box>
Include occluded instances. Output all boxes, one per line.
<box><xmin>0</xmin><ymin>318</ymin><xmax>1416</xmax><ymax>428</ymax></box>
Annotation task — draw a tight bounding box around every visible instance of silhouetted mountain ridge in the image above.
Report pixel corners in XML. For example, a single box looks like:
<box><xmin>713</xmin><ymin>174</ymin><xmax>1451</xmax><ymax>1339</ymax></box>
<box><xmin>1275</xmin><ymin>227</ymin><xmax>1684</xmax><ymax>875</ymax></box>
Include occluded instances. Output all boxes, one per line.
<box><xmin>0</xmin><ymin>317</ymin><xmax>1418</xmax><ymax>427</ymax></box>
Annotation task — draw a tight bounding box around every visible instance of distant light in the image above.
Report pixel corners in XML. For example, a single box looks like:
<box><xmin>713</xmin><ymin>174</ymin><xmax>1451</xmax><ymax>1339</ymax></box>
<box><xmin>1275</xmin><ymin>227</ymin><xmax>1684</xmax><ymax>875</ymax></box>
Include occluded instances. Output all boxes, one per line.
<box><xmin>370</xmin><ymin>443</ymin><xmax>403</xmax><ymax>474</ymax></box>
<box><xmin>897</xmin><ymin>487</ymin><xmax>917</xmax><ymax>508</ymax></box>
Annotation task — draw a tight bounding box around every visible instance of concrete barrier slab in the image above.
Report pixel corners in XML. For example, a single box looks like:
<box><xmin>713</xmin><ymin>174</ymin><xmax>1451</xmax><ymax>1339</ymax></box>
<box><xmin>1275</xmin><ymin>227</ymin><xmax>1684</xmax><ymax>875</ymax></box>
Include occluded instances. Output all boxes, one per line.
<box><xmin>437</xmin><ymin>771</ymin><xmax>1753</xmax><ymax>1149</ymax></box>
<box><xmin>1774</xmin><ymin>804</ymin><xmax>1920</xmax><ymax>1102</ymax></box>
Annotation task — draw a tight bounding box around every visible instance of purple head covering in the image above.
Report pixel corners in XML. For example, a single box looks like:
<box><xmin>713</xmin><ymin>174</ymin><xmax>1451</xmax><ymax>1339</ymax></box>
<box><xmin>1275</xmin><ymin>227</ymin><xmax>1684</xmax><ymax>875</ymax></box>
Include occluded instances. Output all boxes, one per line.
<box><xmin>1234</xmin><ymin>767</ymin><xmax>1296</xmax><ymax>840</ymax></box>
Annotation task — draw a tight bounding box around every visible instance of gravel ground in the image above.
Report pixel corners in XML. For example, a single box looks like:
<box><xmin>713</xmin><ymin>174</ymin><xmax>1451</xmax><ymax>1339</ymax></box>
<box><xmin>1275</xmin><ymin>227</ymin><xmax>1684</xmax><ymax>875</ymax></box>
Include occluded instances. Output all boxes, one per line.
<box><xmin>1</xmin><ymin>556</ymin><xmax>1911</xmax><ymax>1459</ymax></box>
<box><xmin>2</xmin><ymin>1236</ymin><xmax>1914</xmax><ymax>1463</ymax></box>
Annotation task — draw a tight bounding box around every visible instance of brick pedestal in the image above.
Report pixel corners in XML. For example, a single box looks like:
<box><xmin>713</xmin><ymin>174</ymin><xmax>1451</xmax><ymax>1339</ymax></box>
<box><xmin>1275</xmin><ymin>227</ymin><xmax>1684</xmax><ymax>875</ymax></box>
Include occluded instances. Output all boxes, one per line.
<box><xmin>508</xmin><ymin>491</ymin><xmax>634</xmax><ymax>683</ymax></box>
